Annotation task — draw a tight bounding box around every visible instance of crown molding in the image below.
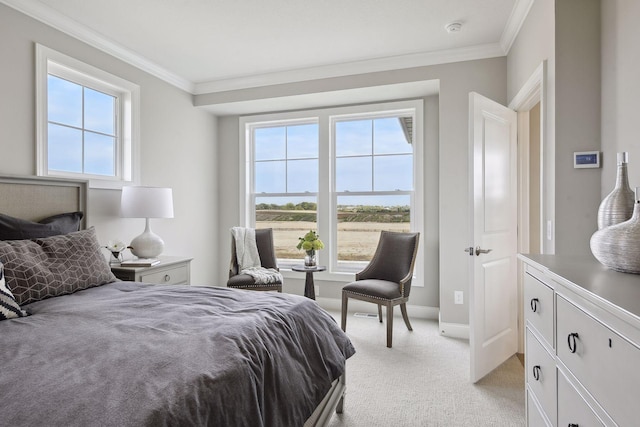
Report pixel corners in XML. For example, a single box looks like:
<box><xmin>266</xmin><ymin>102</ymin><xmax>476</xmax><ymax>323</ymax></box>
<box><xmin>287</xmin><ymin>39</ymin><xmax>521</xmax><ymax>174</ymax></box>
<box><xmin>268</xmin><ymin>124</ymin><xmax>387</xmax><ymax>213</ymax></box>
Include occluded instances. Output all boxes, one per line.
<box><xmin>500</xmin><ymin>0</ymin><xmax>535</xmax><ymax>54</ymax></box>
<box><xmin>3</xmin><ymin>0</ymin><xmax>526</xmax><ymax>96</ymax></box>
<box><xmin>0</xmin><ymin>0</ymin><xmax>194</xmax><ymax>93</ymax></box>
<box><xmin>193</xmin><ymin>43</ymin><xmax>506</xmax><ymax>95</ymax></box>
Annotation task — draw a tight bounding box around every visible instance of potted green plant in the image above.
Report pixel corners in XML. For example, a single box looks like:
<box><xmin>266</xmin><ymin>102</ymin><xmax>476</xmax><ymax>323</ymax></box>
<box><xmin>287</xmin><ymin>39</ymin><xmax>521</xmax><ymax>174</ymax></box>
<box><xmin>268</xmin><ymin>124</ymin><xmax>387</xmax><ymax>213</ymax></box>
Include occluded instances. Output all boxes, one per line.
<box><xmin>297</xmin><ymin>230</ymin><xmax>324</xmax><ymax>267</ymax></box>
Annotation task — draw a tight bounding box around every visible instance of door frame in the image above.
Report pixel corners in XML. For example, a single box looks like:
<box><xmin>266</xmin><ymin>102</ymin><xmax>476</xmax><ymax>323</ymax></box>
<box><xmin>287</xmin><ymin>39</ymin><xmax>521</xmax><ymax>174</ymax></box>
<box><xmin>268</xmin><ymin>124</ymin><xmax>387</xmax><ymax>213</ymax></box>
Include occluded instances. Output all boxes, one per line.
<box><xmin>508</xmin><ymin>61</ymin><xmax>546</xmax><ymax>353</ymax></box>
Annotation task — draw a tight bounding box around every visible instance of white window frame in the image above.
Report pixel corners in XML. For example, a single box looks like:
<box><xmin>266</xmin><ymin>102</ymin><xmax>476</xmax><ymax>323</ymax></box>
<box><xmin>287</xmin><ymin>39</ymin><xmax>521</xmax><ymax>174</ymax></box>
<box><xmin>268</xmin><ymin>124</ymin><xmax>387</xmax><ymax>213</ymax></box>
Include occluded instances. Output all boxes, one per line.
<box><xmin>239</xmin><ymin>99</ymin><xmax>424</xmax><ymax>285</ymax></box>
<box><xmin>36</xmin><ymin>44</ymin><xmax>140</xmax><ymax>189</ymax></box>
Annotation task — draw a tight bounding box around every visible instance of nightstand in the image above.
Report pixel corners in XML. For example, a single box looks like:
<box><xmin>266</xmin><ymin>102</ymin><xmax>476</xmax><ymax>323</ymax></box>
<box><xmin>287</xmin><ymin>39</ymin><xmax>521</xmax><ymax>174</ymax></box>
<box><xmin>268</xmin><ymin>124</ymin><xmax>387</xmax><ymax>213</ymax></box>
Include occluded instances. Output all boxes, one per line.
<box><xmin>111</xmin><ymin>256</ymin><xmax>192</xmax><ymax>285</ymax></box>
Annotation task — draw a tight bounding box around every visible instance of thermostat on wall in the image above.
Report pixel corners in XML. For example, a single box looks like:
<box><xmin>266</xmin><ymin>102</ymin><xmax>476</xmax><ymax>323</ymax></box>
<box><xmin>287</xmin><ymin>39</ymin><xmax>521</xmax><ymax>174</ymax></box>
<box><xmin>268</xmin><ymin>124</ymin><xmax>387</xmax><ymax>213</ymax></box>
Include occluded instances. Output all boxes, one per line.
<box><xmin>574</xmin><ymin>151</ymin><xmax>601</xmax><ymax>168</ymax></box>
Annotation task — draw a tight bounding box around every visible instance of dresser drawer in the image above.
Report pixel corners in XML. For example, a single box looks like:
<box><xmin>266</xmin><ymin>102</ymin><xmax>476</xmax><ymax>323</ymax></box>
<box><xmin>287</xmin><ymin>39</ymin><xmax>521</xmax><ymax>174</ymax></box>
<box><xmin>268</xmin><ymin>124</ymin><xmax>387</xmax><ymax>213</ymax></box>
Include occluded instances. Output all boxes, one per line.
<box><xmin>557</xmin><ymin>369</ymin><xmax>604</xmax><ymax>427</ymax></box>
<box><xmin>524</xmin><ymin>272</ymin><xmax>555</xmax><ymax>348</ymax></box>
<box><xmin>556</xmin><ymin>295</ymin><xmax>640</xmax><ymax>426</ymax></box>
<box><xmin>140</xmin><ymin>265</ymin><xmax>189</xmax><ymax>285</ymax></box>
<box><xmin>526</xmin><ymin>328</ymin><xmax>556</xmax><ymax>426</ymax></box>
<box><xmin>527</xmin><ymin>391</ymin><xmax>552</xmax><ymax>427</ymax></box>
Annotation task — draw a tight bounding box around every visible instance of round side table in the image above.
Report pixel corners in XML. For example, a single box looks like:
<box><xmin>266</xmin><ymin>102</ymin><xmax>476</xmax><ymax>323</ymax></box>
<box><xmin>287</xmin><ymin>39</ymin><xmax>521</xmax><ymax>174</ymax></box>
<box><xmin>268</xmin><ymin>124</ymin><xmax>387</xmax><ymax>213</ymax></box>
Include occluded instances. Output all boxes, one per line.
<box><xmin>291</xmin><ymin>265</ymin><xmax>326</xmax><ymax>300</ymax></box>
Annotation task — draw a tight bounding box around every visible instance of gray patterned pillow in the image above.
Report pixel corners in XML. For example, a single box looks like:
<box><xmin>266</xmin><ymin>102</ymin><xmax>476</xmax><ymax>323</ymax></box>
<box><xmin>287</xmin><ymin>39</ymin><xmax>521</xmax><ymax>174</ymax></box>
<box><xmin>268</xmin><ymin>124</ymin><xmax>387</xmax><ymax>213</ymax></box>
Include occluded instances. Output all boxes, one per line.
<box><xmin>0</xmin><ymin>262</ymin><xmax>28</xmax><ymax>320</ymax></box>
<box><xmin>0</xmin><ymin>227</ymin><xmax>117</xmax><ymax>305</ymax></box>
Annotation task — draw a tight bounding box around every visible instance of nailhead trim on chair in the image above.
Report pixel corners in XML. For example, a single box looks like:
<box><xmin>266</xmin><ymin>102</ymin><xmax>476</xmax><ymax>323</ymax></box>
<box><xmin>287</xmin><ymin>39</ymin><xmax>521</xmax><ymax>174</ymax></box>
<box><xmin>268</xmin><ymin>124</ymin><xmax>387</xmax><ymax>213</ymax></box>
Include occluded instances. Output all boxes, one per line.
<box><xmin>346</xmin><ymin>282</ymin><xmax>409</xmax><ymax>299</ymax></box>
<box><xmin>343</xmin><ymin>290</ymin><xmax>399</xmax><ymax>302</ymax></box>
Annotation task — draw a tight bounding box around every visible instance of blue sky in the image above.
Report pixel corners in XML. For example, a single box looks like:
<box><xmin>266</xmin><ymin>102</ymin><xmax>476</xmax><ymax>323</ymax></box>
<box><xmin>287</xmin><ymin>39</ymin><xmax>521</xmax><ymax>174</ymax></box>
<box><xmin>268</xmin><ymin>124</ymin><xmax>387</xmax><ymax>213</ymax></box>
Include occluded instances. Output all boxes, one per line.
<box><xmin>47</xmin><ymin>75</ymin><xmax>116</xmax><ymax>176</ymax></box>
<box><xmin>254</xmin><ymin>117</ymin><xmax>413</xmax><ymax>207</ymax></box>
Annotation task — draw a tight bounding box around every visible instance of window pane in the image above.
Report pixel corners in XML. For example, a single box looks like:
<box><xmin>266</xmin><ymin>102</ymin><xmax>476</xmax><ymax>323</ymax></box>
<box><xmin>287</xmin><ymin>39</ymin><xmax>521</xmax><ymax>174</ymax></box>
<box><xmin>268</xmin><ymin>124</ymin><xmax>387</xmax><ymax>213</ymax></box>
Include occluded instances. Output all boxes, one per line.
<box><xmin>287</xmin><ymin>124</ymin><xmax>318</xmax><ymax>159</ymax></box>
<box><xmin>336</xmin><ymin>157</ymin><xmax>372</xmax><ymax>192</ymax></box>
<box><xmin>287</xmin><ymin>159</ymin><xmax>318</xmax><ymax>192</ymax></box>
<box><xmin>337</xmin><ymin>195</ymin><xmax>411</xmax><ymax>262</ymax></box>
<box><xmin>255</xmin><ymin>127</ymin><xmax>286</xmax><ymax>160</ymax></box>
<box><xmin>374</xmin><ymin>117</ymin><xmax>413</xmax><ymax>154</ymax></box>
<box><xmin>374</xmin><ymin>155</ymin><xmax>413</xmax><ymax>191</ymax></box>
<box><xmin>255</xmin><ymin>196</ymin><xmax>317</xmax><ymax>260</ymax></box>
<box><xmin>48</xmin><ymin>123</ymin><xmax>82</xmax><ymax>173</ymax></box>
<box><xmin>48</xmin><ymin>75</ymin><xmax>82</xmax><ymax>127</ymax></box>
<box><xmin>335</xmin><ymin>120</ymin><xmax>372</xmax><ymax>156</ymax></box>
<box><xmin>255</xmin><ymin>160</ymin><xmax>286</xmax><ymax>193</ymax></box>
<box><xmin>85</xmin><ymin>132</ymin><xmax>115</xmax><ymax>176</ymax></box>
<box><xmin>85</xmin><ymin>88</ymin><xmax>115</xmax><ymax>135</ymax></box>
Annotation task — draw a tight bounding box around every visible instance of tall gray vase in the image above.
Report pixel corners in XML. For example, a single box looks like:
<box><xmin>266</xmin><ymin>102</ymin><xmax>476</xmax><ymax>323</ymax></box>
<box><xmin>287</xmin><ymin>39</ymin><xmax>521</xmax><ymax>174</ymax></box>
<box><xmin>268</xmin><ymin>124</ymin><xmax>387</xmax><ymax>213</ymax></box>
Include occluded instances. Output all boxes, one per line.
<box><xmin>597</xmin><ymin>152</ymin><xmax>634</xmax><ymax>229</ymax></box>
<box><xmin>591</xmin><ymin>188</ymin><xmax>640</xmax><ymax>274</ymax></box>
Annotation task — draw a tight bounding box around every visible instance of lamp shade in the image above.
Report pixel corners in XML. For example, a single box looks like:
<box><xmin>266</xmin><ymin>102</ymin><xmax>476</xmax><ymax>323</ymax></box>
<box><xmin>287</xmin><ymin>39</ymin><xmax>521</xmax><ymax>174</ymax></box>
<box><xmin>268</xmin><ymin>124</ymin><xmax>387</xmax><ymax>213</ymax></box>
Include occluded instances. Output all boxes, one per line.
<box><xmin>121</xmin><ymin>187</ymin><xmax>174</xmax><ymax>219</ymax></box>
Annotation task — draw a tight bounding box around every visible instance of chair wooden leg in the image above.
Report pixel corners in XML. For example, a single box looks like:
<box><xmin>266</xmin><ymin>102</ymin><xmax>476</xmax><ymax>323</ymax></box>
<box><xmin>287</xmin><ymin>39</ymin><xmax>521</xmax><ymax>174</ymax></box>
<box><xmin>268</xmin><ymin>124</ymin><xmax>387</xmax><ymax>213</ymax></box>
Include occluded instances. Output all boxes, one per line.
<box><xmin>386</xmin><ymin>303</ymin><xmax>393</xmax><ymax>348</ymax></box>
<box><xmin>400</xmin><ymin>303</ymin><xmax>413</xmax><ymax>331</ymax></box>
<box><xmin>341</xmin><ymin>292</ymin><xmax>348</xmax><ymax>332</ymax></box>
<box><xmin>377</xmin><ymin>304</ymin><xmax>383</xmax><ymax>323</ymax></box>
<box><xmin>336</xmin><ymin>394</ymin><xmax>344</xmax><ymax>414</ymax></box>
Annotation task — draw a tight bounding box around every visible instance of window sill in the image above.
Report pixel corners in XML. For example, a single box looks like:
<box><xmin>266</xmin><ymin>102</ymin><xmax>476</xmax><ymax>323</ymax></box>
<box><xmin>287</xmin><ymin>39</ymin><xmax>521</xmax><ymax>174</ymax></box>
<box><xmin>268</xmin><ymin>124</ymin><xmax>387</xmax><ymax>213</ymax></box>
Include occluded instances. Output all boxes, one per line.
<box><xmin>88</xmin><ymin>179</ymin><xmax>136</xmax><ymax>190</ymax></box>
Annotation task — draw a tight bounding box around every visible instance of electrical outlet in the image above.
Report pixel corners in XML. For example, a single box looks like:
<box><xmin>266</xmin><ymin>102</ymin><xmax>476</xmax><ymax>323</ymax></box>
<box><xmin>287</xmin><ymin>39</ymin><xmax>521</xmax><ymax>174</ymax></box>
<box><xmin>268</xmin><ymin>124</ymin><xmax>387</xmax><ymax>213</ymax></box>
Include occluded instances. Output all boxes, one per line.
<box><xmin>454</xmin><ymin>291</ymin><xmax>463</xmax><ymax>305</ymax></box>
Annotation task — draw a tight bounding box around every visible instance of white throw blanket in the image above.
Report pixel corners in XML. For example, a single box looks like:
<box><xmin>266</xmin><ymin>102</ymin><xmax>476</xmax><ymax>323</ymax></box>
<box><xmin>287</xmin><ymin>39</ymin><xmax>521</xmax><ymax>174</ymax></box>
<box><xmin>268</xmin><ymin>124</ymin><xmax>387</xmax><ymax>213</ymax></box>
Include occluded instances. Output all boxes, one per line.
<box><xmin>231</xmin><ymin>227</ymin><xmax>283</xmax><ymax>285</ymax></box>
<box><xmin>231</xmin><ymin>227</ymin><xmax>261</xmax><ymax>270</ymax></box>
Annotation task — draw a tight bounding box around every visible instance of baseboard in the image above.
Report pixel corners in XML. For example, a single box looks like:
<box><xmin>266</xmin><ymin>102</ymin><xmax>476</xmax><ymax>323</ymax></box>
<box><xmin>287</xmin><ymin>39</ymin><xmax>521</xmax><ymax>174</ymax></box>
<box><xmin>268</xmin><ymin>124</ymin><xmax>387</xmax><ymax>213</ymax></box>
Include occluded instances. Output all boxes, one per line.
<box><xmin>438</xmin><ymin>314</ymin><xmax>470</xmax><ymax>339</ymax></box>
<box><xmin>317</xmin><ymin>297</ymin><xmax>439</xmax><ymax>320</ymax></box>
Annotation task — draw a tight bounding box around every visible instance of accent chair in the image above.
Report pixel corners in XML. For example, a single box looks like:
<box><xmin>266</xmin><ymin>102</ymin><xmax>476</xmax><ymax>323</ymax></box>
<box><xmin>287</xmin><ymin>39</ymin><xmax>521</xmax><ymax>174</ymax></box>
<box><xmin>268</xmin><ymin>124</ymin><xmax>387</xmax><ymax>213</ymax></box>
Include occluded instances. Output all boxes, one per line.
<box><xmin>227</xmin><ymin>228</ymin><xmax>283</xmax><ymax>292</ymax></box>
<box><xmin>341</xmin><ymin>230</ymin><xmax>420</xmax><ymax>348</ymax></box>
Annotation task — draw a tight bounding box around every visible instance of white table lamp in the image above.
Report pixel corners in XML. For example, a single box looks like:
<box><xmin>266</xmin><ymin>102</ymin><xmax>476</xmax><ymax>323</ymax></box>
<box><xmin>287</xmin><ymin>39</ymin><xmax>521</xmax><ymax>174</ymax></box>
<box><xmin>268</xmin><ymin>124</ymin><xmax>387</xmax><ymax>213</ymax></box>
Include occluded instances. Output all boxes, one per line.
<box><xmin>121</xmin><ymin>186</ymin><xmax>174</xmax><ymax>258</ymax></box>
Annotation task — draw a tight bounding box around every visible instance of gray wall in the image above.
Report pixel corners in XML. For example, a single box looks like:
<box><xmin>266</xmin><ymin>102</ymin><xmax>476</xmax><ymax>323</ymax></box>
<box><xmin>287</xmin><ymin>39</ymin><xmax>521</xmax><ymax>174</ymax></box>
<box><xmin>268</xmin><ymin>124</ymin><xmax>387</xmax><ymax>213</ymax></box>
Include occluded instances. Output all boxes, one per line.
<box><xmin>508</xmin><ymin>0</ymin><xmax>602</xmax><ymax>256</ymax></box>
<box><xmin>0</xmin><ymin>4</ymin><xmax>219</xmax><ymax>285</ymax></box>
<box><xmin>507</xmin><ymin>0</ymin><xmax>556</xmax><ymax>254</ymax></box>
<box><xmin>209</xmin><ymin>58</ymin><xmax>507</xmax><ymax>326</ymax></box>
<box><xmin>601</xmin><ymin>0</ymin><xmax>640</xmax><ymax>196</ymax></box>
<box><xmin>554</xmin><ymin>0</ymin><xmax>601</xmax><ymax>255</ymax></box>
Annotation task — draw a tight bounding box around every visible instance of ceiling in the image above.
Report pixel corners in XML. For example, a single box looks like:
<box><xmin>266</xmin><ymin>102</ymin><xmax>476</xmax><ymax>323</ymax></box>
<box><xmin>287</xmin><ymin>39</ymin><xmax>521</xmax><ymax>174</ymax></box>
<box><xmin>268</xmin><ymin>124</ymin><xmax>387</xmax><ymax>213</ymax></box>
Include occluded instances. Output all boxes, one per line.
<box><xmin>3</xmin><ymin>0</ymin><xmax>532</xmax><ymax>96</ymax></box>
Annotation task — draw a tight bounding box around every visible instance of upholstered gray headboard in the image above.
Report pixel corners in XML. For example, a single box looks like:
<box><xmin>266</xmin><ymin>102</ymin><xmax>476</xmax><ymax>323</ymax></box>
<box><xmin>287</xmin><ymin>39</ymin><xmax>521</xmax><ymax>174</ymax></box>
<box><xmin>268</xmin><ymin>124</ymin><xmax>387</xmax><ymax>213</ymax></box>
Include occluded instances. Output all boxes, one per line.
<box><xmin>0</xmin><ymin>175</ymin><xmax>88</xmax><ymax>228</ymax></box>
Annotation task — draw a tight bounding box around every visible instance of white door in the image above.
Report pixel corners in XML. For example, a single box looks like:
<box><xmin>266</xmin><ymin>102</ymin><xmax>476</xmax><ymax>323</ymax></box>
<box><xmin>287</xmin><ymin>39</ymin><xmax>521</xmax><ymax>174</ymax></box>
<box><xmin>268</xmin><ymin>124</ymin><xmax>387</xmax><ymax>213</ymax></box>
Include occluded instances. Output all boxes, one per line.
<box><xmin>469</xmin><ymin>92</ymin><xmax>518</xmax><ymax>383</ymax></box>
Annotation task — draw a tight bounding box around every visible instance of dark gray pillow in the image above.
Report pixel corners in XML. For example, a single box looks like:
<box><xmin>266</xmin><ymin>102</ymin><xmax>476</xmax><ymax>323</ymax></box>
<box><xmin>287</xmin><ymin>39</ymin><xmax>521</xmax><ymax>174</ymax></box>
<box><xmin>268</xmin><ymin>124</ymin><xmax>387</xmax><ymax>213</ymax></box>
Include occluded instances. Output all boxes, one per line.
<box><xmin>0</xmin><ymin>211</ymin><xmax>84</xmax><ymax>240</ymax></box>
<box><xmin>0</xmin><ymin>227</ymin><xmax>117</xmax><ymax>305</ymax></box>
<box><xmin>0</xmin><ymin>262</ymin><xmax>28</xmax><ymax>320</ymax></box>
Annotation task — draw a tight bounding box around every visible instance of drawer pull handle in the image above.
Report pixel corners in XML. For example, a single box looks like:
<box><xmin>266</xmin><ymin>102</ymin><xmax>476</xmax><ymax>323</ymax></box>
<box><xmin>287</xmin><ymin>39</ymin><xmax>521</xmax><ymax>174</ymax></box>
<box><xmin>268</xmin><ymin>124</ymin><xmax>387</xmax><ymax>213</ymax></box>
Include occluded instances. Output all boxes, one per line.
<box><xmin>532</xmin><ymin>365</ymin><xmax>541</xmax><ymax>381</ymax></box>
<box><xmin>164</xmin><ymin>274</ymin><xmax>171</xmax><ymax>282</ymax></box>
<box><xmin>568</xmin><ymin>333</ymin><xmax>579</xmax><ymax>353</ymax></box>
<box><xmin>530</xmin><ymin>298</ymin><xmax>539</xmax><ymax>313</ymax></box>
<box><xmin>568</xmin><ymin>424</ymin><xmax>579</xmax><ymax>427</ymax></box>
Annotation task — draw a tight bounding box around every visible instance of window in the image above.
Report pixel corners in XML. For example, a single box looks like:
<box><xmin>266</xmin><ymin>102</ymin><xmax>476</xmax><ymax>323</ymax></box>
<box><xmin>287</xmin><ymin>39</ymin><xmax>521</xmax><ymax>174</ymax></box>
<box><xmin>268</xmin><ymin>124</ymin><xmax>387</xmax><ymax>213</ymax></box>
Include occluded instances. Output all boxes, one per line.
<box><xmin>333</xmin><ymin>115</ymin><xmax>414</xmax><ymax>268</ymax></box>
<box><xmin>36</xmin><ymin>44</ymin><xmax>139</xmax><ymax>188</ymax></box>
<box><xmin>252</xmin><ymin>121</ymin><xmax>320</xmax><ymax>260</ymax></box>
<box><xmin>240</xmin><ymin>100</ymin><xmax>423</xmax><ymax>282</ymax></box>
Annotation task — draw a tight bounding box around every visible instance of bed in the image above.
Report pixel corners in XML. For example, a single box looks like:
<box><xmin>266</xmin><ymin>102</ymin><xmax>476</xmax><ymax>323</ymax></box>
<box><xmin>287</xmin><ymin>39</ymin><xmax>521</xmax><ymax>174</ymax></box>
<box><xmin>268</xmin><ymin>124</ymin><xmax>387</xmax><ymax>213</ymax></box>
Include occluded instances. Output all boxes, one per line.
<box><xmin>0</xmin><ymin>175</ymin><xmax>355</xmax><ymax>427</ymax></box>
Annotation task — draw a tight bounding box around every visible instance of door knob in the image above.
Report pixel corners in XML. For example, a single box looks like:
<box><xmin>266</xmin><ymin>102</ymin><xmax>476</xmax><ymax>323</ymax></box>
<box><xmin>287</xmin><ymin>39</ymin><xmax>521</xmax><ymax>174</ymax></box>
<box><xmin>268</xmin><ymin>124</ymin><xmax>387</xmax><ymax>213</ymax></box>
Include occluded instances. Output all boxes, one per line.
<box><xmin>475</xmin><ymin>246</ymin><xmax>492</xmax><ymax>256</ymax></box>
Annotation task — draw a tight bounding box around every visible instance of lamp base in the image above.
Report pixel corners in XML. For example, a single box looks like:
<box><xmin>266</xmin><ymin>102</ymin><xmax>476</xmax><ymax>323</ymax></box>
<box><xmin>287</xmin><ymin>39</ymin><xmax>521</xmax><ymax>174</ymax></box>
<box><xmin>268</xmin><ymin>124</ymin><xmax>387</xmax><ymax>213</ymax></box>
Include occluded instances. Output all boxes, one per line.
<box><xmin>129</xmin><ymin>219</ymin><xmax>164</xmax><ymax>258</ymax></box>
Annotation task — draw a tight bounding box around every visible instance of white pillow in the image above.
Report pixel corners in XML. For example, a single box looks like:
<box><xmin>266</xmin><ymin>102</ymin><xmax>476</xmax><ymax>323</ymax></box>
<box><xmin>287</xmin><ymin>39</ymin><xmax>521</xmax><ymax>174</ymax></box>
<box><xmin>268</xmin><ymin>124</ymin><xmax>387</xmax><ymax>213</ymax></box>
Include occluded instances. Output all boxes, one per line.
<box><xmin>0</xmin><ymin>262</ymin><xmax>28</xmax><ymax>320</ymax></box>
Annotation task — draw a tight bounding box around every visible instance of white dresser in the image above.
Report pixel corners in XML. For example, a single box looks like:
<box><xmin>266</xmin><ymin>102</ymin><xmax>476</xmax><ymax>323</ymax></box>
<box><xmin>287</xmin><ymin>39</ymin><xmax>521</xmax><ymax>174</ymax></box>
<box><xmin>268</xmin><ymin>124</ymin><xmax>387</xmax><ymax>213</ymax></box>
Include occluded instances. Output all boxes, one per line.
<box><xmin>519</xmin><ymin>254</ymin><xmax>640</xmax><ymax>427</ymax></box>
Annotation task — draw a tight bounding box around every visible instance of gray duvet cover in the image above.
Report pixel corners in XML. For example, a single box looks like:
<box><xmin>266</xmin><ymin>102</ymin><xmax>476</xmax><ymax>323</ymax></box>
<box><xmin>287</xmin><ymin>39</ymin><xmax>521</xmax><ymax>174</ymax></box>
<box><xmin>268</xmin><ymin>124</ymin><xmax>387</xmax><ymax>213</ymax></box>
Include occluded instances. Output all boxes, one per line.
<box><xmin>0</xmin><ymin>282</ymin><xmax>355</xmax><ymax>427</ymax></box>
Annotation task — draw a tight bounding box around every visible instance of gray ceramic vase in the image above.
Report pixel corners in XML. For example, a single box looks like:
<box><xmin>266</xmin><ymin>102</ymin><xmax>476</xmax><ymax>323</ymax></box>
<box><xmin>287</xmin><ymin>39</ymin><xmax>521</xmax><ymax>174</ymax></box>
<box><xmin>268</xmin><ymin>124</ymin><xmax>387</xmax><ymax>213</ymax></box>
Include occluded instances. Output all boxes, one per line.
<box><xmin>597</xmin><ymin>152</ymin><xmax>634</xmax><ymax>229</ymax></box>
<box><xmin>591</xmin><ymin>189</ymin><xmax>640</xmax><ymax>274</ymax></box>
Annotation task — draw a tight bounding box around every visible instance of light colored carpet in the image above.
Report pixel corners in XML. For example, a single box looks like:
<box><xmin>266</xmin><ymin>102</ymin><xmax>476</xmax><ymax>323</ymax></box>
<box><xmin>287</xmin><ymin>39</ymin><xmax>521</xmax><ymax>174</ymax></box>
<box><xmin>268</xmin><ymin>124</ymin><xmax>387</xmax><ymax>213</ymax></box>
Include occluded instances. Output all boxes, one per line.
<box><xmin>326</xmin><ymin>311</ymin><xmax>525</xmax><ymax>427</ymax></box>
